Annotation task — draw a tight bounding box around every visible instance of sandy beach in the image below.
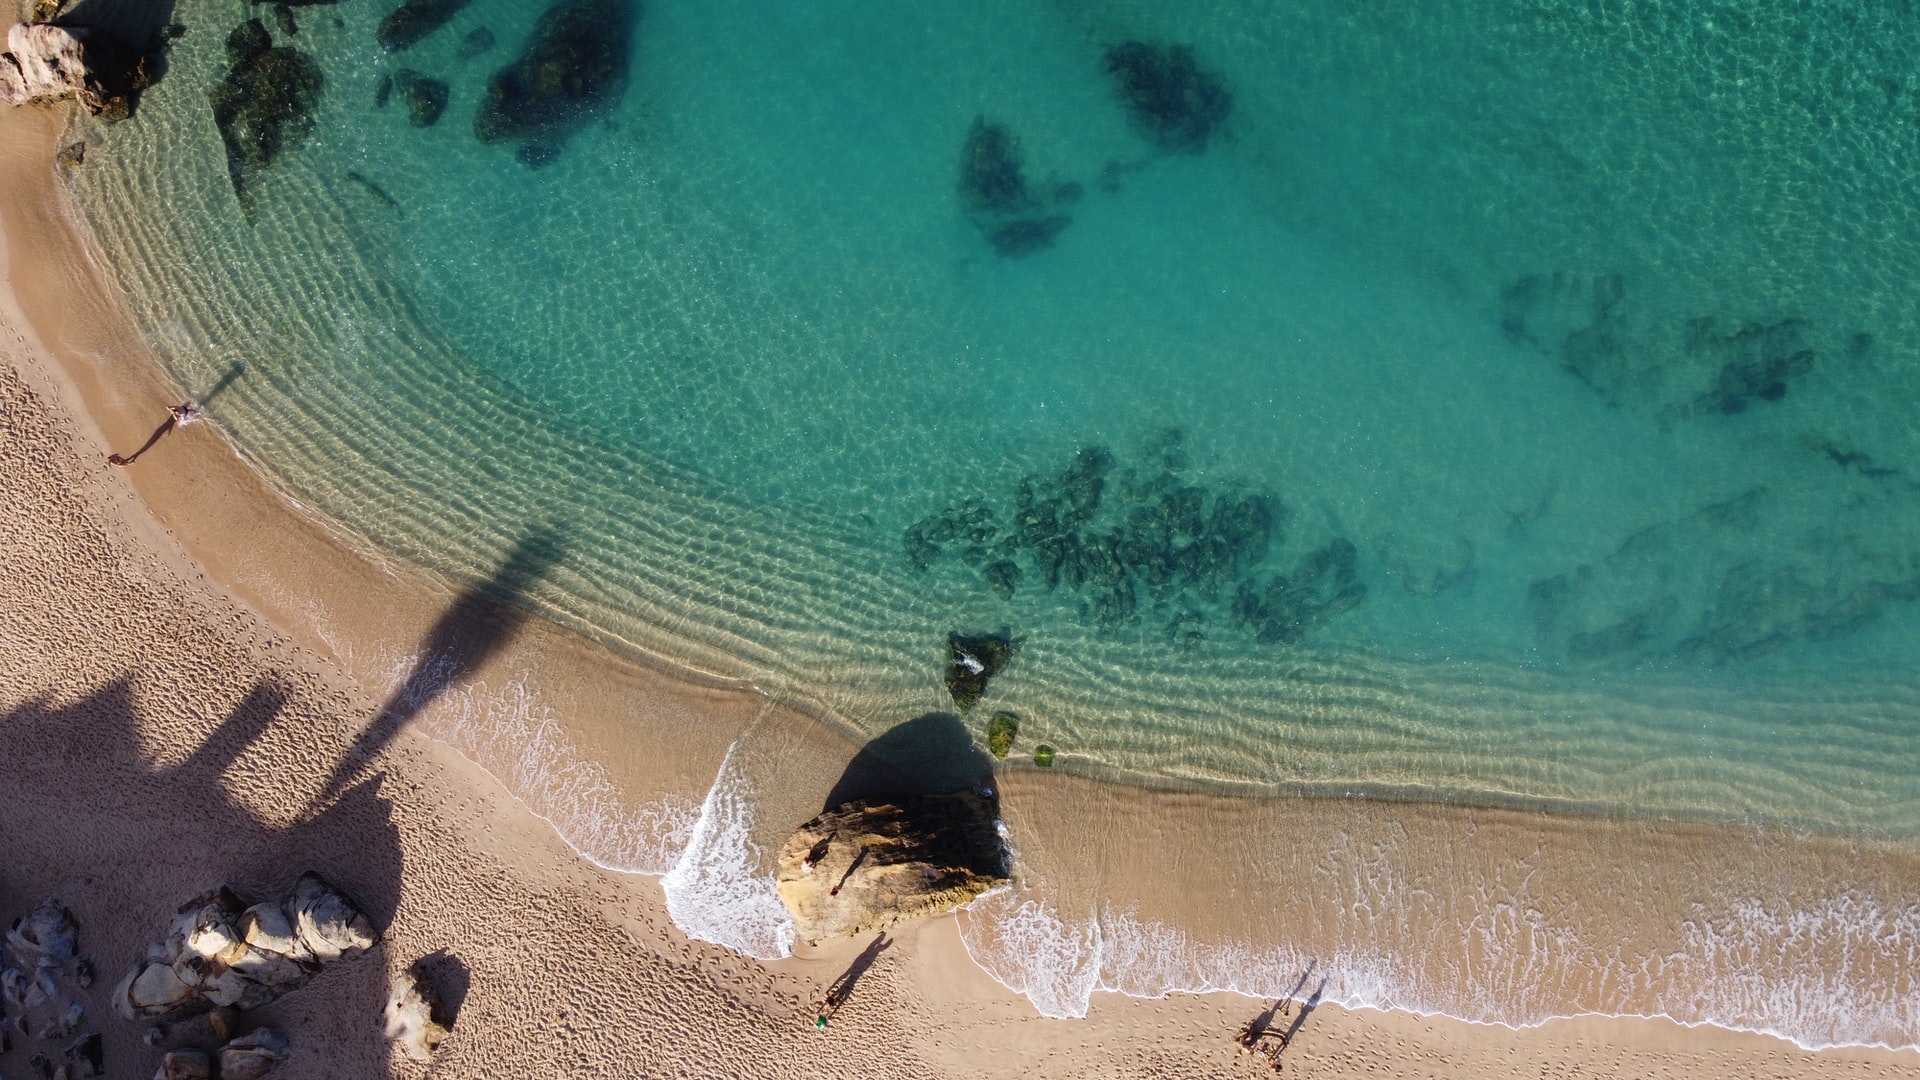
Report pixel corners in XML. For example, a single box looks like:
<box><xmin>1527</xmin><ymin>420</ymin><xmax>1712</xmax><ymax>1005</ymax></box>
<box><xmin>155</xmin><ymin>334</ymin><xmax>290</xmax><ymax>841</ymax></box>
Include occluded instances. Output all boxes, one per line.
<box><xmin>2</xmin><ymin>91</ymin><xmax>1917</xmax><ymax>1080</ymax></box>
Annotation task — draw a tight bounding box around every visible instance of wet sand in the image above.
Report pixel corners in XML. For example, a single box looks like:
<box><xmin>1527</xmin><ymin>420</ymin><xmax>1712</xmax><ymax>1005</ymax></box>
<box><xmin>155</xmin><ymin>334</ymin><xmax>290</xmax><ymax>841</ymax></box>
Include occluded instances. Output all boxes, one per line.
<box><xmin>1</xmin><ymin>99</ymin><xmax>1916</xmax><ymax>1079</ymax></box>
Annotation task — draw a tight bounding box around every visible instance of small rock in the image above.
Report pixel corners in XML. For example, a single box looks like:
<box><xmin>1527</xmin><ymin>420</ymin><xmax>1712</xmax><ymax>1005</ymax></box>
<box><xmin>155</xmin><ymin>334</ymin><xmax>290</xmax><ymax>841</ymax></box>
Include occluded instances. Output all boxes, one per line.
<box><xmin>55</xmin><ymin>140</ymin><xmax>84</xmax><ymax>165</ymax></box>
<box><xmin>392</xmin><ymin>69</ymin><xmax>448</xmax><ymax>127</ymax></box>
<box><xmin>272</xmin><ymin>3</ymin><xmax>297</xmax><ymax>35</ymax></box>
<box><xmin>8</xmin><ymin>900</ymin><xmax>79</xmax><ymax>963</ymax></box>
<box><xmin>64</xmin><ymin>1031</ymin><xmax>103</xmax><ymax>1078</ymax></box>
<box><xmin>288</xmin><ymin>872</ymin><xmax>377</xmax><ymax>962</ymax></box>
<box><xmin>455</xmin><ymin>26</ymin><xmax>494</xmax><ymax>59</ymax></box>
<box><xmin>218</xmin><ymin>1028</ymin><xmax>290</xmax><ymax>1080</ymax></box>
<box><xmin>154</xmin><ymin>1048</ymin><xmax>211</xmax><ymax>1080</ymax></box>
<box><xmin>114</xmin><ymin>960</ymin><xmax>193</xmax><ymax>1019</ymax></box>
<box><xmin>944</xmin><ymin>631</ymin><xmax>1019</xmax><ymax>711</ymax></box>
<box><xmin>384</xmin><ymin>966</ymin><xmax>450</xmax><ymax>1061</ymax></box>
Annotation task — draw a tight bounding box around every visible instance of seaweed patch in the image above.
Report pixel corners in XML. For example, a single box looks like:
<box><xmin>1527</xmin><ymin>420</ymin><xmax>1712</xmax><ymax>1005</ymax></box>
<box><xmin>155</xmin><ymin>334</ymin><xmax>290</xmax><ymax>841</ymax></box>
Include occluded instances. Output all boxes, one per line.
<box><xmin>906</xmin><ymin>432</ymin><xmax>1365</xmax><ymax>647</ymax></box>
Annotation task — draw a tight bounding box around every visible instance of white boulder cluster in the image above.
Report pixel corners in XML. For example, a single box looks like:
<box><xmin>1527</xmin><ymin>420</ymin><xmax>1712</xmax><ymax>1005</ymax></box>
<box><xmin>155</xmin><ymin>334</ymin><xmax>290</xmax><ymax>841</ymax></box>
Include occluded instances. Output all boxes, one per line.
<box><xmin>2</xmin><ymin>898</ymin><xmax>103</xmax><ymax>1078</ymax></box>
<box><xmin>113</xmin><ymin>873</ymin><xmax>378</xmax><ymax>1022</ymax></box>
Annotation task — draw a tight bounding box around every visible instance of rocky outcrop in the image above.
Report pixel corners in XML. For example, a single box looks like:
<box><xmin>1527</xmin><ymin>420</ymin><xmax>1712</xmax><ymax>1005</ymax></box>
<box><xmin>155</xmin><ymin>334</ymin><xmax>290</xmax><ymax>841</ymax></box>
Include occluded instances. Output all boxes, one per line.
<box><xmin>209</xmin><ymin>19</ymin><xmax>323</xmax><ymax>206</ymax></box>
<box><xmin>0</xmin><ymin>23</ymin><xmax>146</xmax><ymax>118</ymax></box>
<box><xmin>474</xmin><ymin>0</ymin><xmax>636</xmax><ymax>168</ymax></box>
<box><xmin>775</xmin><ymin>792</ymin><xmax>1008</xmax><ymax>943</ymax></box>
<box><xmin>112</xmin><ymin>873</ymin><xmax>377</xmax><ymax>1022</ymax></box>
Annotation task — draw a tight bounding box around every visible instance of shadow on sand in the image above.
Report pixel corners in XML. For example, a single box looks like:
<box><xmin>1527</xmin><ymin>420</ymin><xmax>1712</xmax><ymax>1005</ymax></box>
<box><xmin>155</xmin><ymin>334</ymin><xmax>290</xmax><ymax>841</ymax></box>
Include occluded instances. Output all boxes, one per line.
<box><xmin>0</xmin><ymin>529</ymin><xmax>564</xmax><ymax>1076</ymax></box>
<box><xmin>0</xmin><ymin>677</ymin><xmax>404</xmax><ymax>1077</ymax></box>
<box><xmin>820</xmin><ymin>711</ymin><xmax>996</xmax><ymax>813</ymax></box>
<box><xmin>316</xmin><ymin>528</ymin><xmax>564</xmax><ymax>806</ymax></box>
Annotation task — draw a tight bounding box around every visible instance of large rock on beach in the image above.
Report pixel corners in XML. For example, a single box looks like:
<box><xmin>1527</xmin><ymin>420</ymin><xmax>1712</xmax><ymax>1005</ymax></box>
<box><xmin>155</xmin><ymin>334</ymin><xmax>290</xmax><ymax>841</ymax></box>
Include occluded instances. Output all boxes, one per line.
<box><xmin>474</xmin><ymin>0</ymin><xmax>637</xmax><ymax>167</ymax></box>
<box><xmin>112</xmin><ymin>874</ymin><xmax>376</xmax><ymax>1022</ymax></box>
<box><xmin>0</xmin><ymin>22</ymin><xmax>146</xmax><ymax>118</ymax></box>
<box><xmin>775</xmin><ymin>792</ymin><xmax>1009</xmax><ymax>943</ymax></box>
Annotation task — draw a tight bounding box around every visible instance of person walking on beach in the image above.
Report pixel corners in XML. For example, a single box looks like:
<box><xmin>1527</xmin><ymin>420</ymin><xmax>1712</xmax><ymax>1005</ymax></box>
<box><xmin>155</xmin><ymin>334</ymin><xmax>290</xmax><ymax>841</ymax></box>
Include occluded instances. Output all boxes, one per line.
<box><xmin>814</xmin><ymin>990</ymin><xmax>842</xmax><ymax>1029</ymax></box>
<box><xmin>108</xmin><ymin>402</ymin><xmax>198</xmax><ymax>467</ymax></box>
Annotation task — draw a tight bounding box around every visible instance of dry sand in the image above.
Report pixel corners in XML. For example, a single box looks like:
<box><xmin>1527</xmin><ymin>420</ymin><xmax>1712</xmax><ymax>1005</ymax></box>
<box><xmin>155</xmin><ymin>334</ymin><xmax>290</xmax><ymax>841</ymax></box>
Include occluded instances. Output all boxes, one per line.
<box><xmin>1</xmin><ymin>99</ymin><xmax>1916</xmax><ymax>1079</ymax></box>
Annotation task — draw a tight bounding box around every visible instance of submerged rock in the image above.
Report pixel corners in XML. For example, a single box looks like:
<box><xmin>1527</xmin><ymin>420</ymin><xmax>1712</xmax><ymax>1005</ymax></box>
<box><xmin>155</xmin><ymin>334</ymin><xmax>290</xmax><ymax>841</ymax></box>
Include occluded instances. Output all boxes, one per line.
<box><xmin>208</xmin><ymin>19</ymin><xmax>323</xmax><ymax>206</ymax></box>
<box><xmin>986</xmin><ymin>215</ymin><xmax>1069</xmax><ymax>257</ymax></box>
<box><xmin>378</xmin><ymin>0</ymin><xmax>472</xmax><ymax>52</ymax></box>
<box><xmin>392</xmin><ymin>68</ymin><xmax>448</xmax><ymax>126</ymax></box>
<box><xmin>455</xmin><ymin>26</ymin><xmax>495</xmax><ymax>59</ymax></box>
<box><xmin>1102</xmin><ymin>41</ymin><xmax>1232</xmax><ymax>153</ymax></box>
<box><xmin>272</xmin><ymin>3</ymin><xmax>298</xmax><ymax>36</ymax></box>
<box><xmin>474</xmin><ymin>0</ymin><xmax>637</xmax><ymax>168</ymax></box>
<box><xmin>959</xmin><ymin>116</ymin><xmax>1031</xmax><ymax>217</ymax></box>
<box><xmin>956</xmin><ymin>115</ymin><xmax>1075</xmax><ymax>257</ymax></box>
<box><xmin>945</xmin><ymin>631</ymin><xmax>1018</xmax><ymax>711</ymax></box>
<box><xmin>775</xmin><ymin>793</ymin><xmax>1009</xmax><ymax>943</ymax></box>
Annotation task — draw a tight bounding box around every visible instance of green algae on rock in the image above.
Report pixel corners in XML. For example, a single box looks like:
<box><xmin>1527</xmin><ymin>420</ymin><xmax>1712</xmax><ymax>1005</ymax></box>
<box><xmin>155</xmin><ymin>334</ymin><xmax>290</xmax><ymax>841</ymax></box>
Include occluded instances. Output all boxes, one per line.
<box><xmin>986</xmin><ymin>711</ymin><xmax>1019</xmax><ymax>759</ymax></box>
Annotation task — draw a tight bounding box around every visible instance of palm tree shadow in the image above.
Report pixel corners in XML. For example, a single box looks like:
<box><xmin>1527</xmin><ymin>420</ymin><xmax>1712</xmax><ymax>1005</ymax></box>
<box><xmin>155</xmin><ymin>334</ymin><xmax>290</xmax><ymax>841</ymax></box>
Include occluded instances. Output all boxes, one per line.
<box><xmin>315</xmin><ymin>528</ymin><xmax>564</xmax><ymax>808</ymax></box>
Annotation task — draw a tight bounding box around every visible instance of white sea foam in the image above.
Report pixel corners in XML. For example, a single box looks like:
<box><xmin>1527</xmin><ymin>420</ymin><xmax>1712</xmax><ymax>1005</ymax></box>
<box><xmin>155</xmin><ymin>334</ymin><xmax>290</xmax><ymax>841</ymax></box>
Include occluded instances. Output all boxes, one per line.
<box><xmin>371</xmin><ymin>650</ymin><xmax>699</xmax><ymax>874</ymax></box>
<box><xmin>958</xmin><ymin>883</ymin><xmax>1920</xmax><ymax>1050</ymax></box>
<box><xmin>659</xmin><ymin>743</ymin><xmax>796</xmax><ymax>960</ymax></box>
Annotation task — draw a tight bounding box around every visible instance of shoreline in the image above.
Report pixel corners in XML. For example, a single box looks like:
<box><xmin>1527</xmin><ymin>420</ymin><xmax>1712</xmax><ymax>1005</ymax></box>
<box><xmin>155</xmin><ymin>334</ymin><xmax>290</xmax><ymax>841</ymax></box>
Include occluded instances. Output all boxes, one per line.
<box><xmin>1</xmin><ymin>94</ymin><xmax>1917</xmax><ymax>1077</ymax></box>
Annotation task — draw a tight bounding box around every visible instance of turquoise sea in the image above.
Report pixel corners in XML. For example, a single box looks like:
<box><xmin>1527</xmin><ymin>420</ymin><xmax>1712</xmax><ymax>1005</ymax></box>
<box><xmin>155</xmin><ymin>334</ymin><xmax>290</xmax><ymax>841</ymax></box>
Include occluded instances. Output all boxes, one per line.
<box><xmin>64</xmin><ymin>0</ymin><xmax>1920</xmax><ymax>1046</ymax></box>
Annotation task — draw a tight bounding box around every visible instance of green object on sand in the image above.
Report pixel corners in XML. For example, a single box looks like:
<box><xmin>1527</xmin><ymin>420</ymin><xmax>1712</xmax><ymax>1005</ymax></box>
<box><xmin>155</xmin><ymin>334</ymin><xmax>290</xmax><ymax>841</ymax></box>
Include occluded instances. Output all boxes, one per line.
<box><xmin>986</xmin><ymin>711</ymin><xmax>1019</xmax><ymax>759</ymax></box>
<box><xmin>1033</xmin><ymin>744</ymin><xmax>1055</xmax><ymax>767</ymax></box>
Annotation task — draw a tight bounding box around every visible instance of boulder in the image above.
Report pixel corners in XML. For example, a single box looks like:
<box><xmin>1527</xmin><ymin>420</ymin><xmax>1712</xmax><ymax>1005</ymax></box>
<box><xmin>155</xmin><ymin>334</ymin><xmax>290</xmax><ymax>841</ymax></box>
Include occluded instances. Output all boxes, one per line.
<box><xmin>0</xmin><ymin>23</ymin><xmax>90</xmax><ymax>104</ymax></box>
<box><xmin>0</xmin><ymin>23</ymin><xmax>146</xmax><ymax>118</ymax></box>
<box><xmin>7</xmin><ymin>899</ymin><xmax>79</xmax><ymax>963</ymax></box>
<box><xmin>775</xmin><ymin>792</ymin><xmax>1009</xmax><ymax>943</ymax></box>
<box><xmin>114</xmin><ymin>875</ymin><xmax>376</xmax><ymax>1022</ymax></box>
<box><xmin>944</xmin><ymin>631</ymin><xmax>1018</xmax><ymax>711</ymax></box>
<box><xmin>154</xmin><ymin>1049</ymin><xmax>211</xmax><ymax>1080</ymax></box>
<box><xmin>473</xmin><ymin>0</ymin><xmax>636</xmax><ymax>167</ymax></box>
<box><xmin>218</xmin><ymin>1028</ymin><xmax>290</xmax><ymax>1080</ymax></box>
<box><xmin>288</xmin><ymin>872</ymin><xmax>377</xmax><ymax>961</ymax></box>
<box><xmin>383</xmin><ymin>966</ymin><xmax>450</xmax><ymax>1061</ymax></box>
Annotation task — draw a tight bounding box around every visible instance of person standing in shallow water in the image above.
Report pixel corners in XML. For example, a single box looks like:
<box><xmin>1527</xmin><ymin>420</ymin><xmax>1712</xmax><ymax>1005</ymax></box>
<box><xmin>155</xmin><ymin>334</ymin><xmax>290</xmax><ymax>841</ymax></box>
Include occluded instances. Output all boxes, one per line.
<box><xmin>108</xmin><ymin>403</ymin><xmax>198</xmax><ymax>467</ymax></box>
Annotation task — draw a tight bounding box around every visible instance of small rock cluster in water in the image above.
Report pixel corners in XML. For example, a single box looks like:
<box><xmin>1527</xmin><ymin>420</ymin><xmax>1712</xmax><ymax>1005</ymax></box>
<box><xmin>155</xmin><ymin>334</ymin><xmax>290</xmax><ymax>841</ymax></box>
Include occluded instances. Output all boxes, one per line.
<box><xmin>1101</xmin><ymin>41</ymin><xmax>1234</xmax><ymax>154</ymax></box>
<box><xmin>957</xmin><ymin>117</ymin><xmax>1079</xmax><ymax>257</ymax></box>
<box><xmin>1498</xmin><ymin>271</ymin><xmax>1851</xmax><ymax>419</ymax></box>
<box><xmin>953</xmin><ymin>40</ymin><xmax>1232</xmax><ymax>258</ymax></box>
<box><xmin>908</xmin><ymin>433</ymin><xmax>1366</xmax><ymax>649</ymax></box>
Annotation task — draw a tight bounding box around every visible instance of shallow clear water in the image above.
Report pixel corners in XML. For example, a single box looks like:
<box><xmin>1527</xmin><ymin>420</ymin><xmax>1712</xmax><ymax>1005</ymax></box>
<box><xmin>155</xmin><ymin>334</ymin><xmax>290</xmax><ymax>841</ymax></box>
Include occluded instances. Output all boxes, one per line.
<box><xmin>65</xmin><ymin>0</ymin><xmax>1920</xmax><ymax>1043</ymax></box>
